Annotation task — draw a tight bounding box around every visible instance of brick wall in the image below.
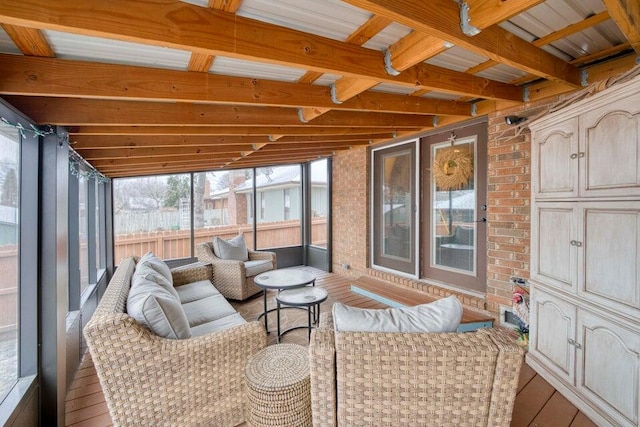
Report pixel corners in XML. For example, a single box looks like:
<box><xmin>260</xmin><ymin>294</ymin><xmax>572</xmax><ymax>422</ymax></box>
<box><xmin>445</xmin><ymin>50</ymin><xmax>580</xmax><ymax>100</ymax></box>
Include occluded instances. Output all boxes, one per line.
<box><xmin>332</xmin><ymin>97</ymin><xmax>562</xmax><ymax>316</ymax></box>
<box><xmin>332</xmin><ymin>147</ymin><xmax>369</xmax><ymax>275</ymax></box>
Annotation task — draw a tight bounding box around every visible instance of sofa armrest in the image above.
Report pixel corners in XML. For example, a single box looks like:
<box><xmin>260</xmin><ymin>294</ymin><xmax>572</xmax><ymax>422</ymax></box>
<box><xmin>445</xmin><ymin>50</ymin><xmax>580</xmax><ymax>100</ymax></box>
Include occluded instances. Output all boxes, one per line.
<box><xmin>480</xmin><ymin>328</ymin><xmax>525</xmax><ymax>426</ymax></box>
<box><xmin>170</xmin><ymin>262</ymin><xmax>212</xmax><ymax>287</ymax></box>
<box><xmin>84</xmin><ymin>315</ymin><xmax>267</xmax><ymax>426</ymax></box>
<box><xmin>309</xmin><ymin>312</ymin><xmax>337</xmax><ymax>427</ymax></box>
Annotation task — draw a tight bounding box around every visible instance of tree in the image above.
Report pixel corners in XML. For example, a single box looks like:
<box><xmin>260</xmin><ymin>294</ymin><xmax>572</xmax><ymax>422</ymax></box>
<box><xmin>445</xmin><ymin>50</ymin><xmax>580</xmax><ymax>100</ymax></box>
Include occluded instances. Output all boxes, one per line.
<box><xmin>0</xmin><ymin>168</ymin><xmax>18</xmax><ymax>207</ymax></box>
<box><xmin>194</xmin><ymin>173</ymin><xmax>205</xmax><ymax>229</ymax></box>
<box><xmin>164</xmin><ymin>176</ymin><xmax>189</xmax><ymax>208</ymax></box>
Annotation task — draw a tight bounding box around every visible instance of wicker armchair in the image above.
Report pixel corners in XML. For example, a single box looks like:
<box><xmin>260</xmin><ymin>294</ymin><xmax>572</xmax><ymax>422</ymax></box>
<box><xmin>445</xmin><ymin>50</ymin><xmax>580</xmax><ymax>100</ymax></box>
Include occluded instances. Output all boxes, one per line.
<box><xmin>83</xmin><ymin>257</ymin><xmax>267</xmax><ymax>427</ymax></box>
<box><xmin>309</xmin><ymin>313</ymin><xmax>524</xmax><ymax>427</ymax></box>
<box><xmin>196</xmin><ymin>242</ymin><xmax>277</xmax><ymax>301</ymax></box>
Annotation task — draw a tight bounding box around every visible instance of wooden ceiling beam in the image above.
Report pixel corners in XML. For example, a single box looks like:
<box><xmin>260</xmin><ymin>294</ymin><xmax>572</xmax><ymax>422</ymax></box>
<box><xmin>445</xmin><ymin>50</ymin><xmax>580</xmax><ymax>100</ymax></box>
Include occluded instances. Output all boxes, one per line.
<box><xmin>344</xmin><ymin>14</ymin><xmax>392</xmax><ymax>45</ymax></box>
<box><xmin>0</xmin><ymin>0</ymin><xmax>522</xmax><ymax>100</ymax></box>
<box><xmin>0</xmin><ymin>24</ymin><xmax>54</xmax><ymax>56</ymax></box>
<box><xmin>0</xmin><ymin>54</ymin><xmax>476</xmax><ymax>116</ymax></box>
<box><xmin>602</xmin><ymin>0</ymin><xmax>640</xmax><ymax>53</ymax></box>
<box><xmin>341</xmin><ymin>0</ymin><xmax>581</xmax><ymax>86</ymax></box>
<box><xmin>4</xmin><ymin>96</ymin><xmax>436</xmax><ymax>128</ymax></box>
<box><xmin>91</xmin><ymin>156</ymin><xmax>238</xmax><ymax>169</ymax></box>
<box><xmin>464</xmin><ymin>0</ymin><xmax>544</xmax><ymax>30</ymax></box>
<box><xmin>532</xmin><ymin>11</ymin><xmax>611</xmax><ymax>48</ymax></box>
<box><xmin>78</xmin><ymin>145</ymin><xmax>252</xmax><ymax>160</ymax></box>
<box><xmin>71</xmin><ymin>133</ymin><xmax>391</xmax><ymax>149</ymax></box>
<box><xmin>387</xmin><ymin>34</ymin><xmax>449</xmax><ymax>72</ymax></box>
<box><xmin>69</xmin><ymin>126</ymin><xmax>418</xmax><ymax>137</ymax></box>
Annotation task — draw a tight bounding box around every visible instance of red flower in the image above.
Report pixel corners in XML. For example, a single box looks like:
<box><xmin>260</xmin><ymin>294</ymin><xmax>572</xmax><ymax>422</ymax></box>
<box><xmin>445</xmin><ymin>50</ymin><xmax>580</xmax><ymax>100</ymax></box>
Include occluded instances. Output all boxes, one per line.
<box><xmin>513</xmin><ymin>292</ymin><xmax>523</xmax><ymax>304</ymax></box>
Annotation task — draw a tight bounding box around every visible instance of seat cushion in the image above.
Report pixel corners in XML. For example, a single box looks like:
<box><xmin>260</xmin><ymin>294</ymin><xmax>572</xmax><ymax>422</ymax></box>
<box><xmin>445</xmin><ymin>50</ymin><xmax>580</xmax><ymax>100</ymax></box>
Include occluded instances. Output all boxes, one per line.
<box><xmin>175</xmin><ymin>280</ymin><xmax>220</xmax><ymax>304</ymax></box>
<box><xmin>182</xmin><ymin>294</ymin><xmax>238</xmax><ymax>327</ymax></box>
<box><xmin>333</xmin><ymin>295</ymin><xmax>463</xmax><ymax>333</ymax></box>
<box><xmin>244</xmin><ymin>259</ymin><xmax>273</xmax><ymax>277</ymax></box>
<box><xmin>190</xmin><ymin>313</ymin><xmax>247</xmax><ymax>336</ymax></box>
<box><xmin>213</xmin><ymin>234</ymin><xmax>249</xmax><ymax>261</ymax></box>
<box><xmin>127</xmin><ymin>278</ymin><xmax>191</xmax><ymax>339</ymax></box>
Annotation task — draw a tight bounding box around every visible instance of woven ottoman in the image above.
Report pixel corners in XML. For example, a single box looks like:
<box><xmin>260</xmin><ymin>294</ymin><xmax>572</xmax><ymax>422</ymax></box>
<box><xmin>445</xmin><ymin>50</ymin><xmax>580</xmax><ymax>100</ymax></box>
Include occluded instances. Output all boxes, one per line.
<box><xmin>244</xmin><ymin>343</ymin><xmax>312</xmax><ymax>427</ymax></box>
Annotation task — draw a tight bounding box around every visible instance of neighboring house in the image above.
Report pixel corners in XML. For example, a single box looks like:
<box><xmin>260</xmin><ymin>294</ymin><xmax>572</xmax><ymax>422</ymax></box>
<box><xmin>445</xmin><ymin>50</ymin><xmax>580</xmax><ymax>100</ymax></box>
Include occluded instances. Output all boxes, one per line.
<box><xmin>206</xmin><ymin>165</ymin><xmax>328</xmax><ymax>224</ymax></box>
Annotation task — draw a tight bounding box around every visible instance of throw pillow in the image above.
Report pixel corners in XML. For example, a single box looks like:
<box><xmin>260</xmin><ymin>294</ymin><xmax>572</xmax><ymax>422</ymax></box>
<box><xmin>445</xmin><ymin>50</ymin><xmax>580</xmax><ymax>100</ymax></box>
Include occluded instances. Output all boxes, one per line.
<box><xmin>133</xmin><ymin>263</ymin><xmax>180</xmax><ymax>301</ymax></box>
<box><xmin>212</xmin><ymin>234</ymin><xmax>249</xmax><ymax>261</ymax></box>
<box><xmin>332</xmin><ymin>295</ymin><xmax>463</xmax><ymax>333</ymax></box>
<box><xmin>127</xmin><ymin>277</ymin><xmax>191</xmax><ymax>339</ymax></box>
<box><xmin>137</xmin><ymin>252</ymin><xmax>173</xmax><ymax>286</ymax></box>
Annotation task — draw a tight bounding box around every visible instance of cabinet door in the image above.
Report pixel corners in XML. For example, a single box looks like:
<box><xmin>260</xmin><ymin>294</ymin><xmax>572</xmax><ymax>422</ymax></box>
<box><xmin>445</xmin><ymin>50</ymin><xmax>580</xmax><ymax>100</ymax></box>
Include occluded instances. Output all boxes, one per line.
<box><xmin>577</xmin><ymin>310</ymin><xmax>640</xmax><ymax>427</ymax></box>
<box><xmin>532</xmin><ymin>118</ymin><xmax>579</xmax><ymax>199</ymax></box>
<box><xmin>581</xmin><ymin>94</ymin><xmax>640</xmax><ymax>198</ymax></box>
<box><xmin>529</xmin><ymin>287</ymin><xmax>576</xmax><ymax>385</ymax></box>
<box><xmin>531</xmin><ymin>203</ymin><xmax>578</xmax><ymax>292</ymax></box>
<box><xmin>577</xmin><ymin>201</ymin><xmax>640</xmax><ymax>320</ymax></box>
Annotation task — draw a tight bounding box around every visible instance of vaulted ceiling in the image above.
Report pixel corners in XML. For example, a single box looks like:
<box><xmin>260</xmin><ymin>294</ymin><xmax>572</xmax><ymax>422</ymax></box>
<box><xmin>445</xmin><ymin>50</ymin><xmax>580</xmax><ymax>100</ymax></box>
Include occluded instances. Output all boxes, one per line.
<box><xmin>0</xmin><ymin>0</ymin><xmax>638</xmax><ymax>177</ymax></box>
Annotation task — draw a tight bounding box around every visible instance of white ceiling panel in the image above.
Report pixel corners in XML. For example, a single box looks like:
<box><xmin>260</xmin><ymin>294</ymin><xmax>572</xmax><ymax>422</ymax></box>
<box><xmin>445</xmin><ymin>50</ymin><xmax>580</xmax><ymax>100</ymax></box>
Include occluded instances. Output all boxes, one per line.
<box><xmin>0</xmin><ymin>27</ymin><xmax>20</xmax><ymax>55</ymax></box>
<box><xmin>180</xmin><ymin>0</ymin><xmax>208</xmax><ymax>6</ymax></box>
<box><xmin>476</xmin><ymin>64</ymin><xmax>529</xmax><ymax>83</ymax></box>
<box><xmin>426</xmin><ymin>47</ymin><xmax>488</xmax><ymax>73</ymax></box>
<box><xmin>210</xmin><ymin>56</ymin><xmax>306</xmax><ymax>82</ymax></box>
<box><xmin>43</xmin><ymin>30</ymin><xmax>191</xmax><ymax>70</ymax></box>
<box><xmin>362</xmin><ymin>23</ymin><xmax>413</xmax><ymax>51</ymax></box>
<box><xmin>369</xmin><ymin>83</ymin><xmax>416</xmax><ymax>96</ymax></box>
<box><xmin>237</xmin><ymin>0</ymin><xmax>371</xmax><ymax>42</ymax></box>
<box><xmin>312</xmin><ymin>74</ymin><xmax>341</xmax><ymax>86</ymax></box>
<box><xmin>549</xmin><ymin>22</ymin><xmax>626</xmax><ymax>59</ymax></box>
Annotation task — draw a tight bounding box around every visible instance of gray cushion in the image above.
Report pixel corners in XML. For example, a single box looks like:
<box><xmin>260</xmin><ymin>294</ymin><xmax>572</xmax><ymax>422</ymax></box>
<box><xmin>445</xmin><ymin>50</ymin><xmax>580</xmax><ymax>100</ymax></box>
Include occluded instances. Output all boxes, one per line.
<box><xmin>137</xmin><ymin>252</ymin><xmax>173</xmax><ymax>286</ymax></box>
<box><xmin>190</xmin><ymin>313</ymin><xmax>247</xmax><ymax>336</ymax></box>
<box><xmin>212</xmin><ymin>234</ymin><xmax>248</xmax><ymax>261</ymax></box>
<box><xmin>182</xmin><ymin>294</ymin><xmax>238</xmax><ymax>327</ymax></box>
<box><xmin>127</xmin><ymin>278</ymin><xmax>191</xmax><ymax>339</ymax></box>
<box><xmin>175</xmin><ymin>280</ymin><xmax>220</xmax><ymax>304</ymax></box>
<box><xmin>133</xmin><ymin>263</ymin><xmax>180</xmax><ymax>301</ymax></box>
<box><xmin>244</xmin><ymin>260</ymin><xmax>273</xmax><ymax>277</ymax></box>
<box><xmin>333</xmin><ymin>295</ymin><xmax>463</xmax><ymax>333</ymax></box>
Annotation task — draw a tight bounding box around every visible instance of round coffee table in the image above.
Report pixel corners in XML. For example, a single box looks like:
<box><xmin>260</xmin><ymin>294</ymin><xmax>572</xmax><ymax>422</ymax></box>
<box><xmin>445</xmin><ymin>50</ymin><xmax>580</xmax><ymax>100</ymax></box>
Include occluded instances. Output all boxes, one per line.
<box><xmin>254</xmin><ymin>269</ymin><xmax>316</xmax><ymax>333</ymax></box>
<box><xmin>276</xmin><ymin>286</ymin><xmax>328</xmax><ymax>342</ymax></box>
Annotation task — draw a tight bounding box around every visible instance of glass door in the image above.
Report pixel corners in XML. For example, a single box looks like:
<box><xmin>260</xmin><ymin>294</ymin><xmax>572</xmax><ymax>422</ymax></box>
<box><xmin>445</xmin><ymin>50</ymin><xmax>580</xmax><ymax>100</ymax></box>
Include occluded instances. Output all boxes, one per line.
<box><xmin>372</xmin><ymin>141</ymin><xmax>417</xmax><ymax>275</ymax></box>
<box><xmin>421</xmin><ymin>121</ymin><xmax>487</xmax><ymax>293</ymax></box>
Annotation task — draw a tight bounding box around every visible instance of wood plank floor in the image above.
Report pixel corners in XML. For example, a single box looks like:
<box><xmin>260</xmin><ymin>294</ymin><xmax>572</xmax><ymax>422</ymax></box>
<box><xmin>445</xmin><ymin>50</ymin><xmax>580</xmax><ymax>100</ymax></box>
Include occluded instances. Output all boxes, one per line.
<box><xmin>65</xmin><ymin>268</ymin><xmax>597</xmax><ymax>427</ymax></box>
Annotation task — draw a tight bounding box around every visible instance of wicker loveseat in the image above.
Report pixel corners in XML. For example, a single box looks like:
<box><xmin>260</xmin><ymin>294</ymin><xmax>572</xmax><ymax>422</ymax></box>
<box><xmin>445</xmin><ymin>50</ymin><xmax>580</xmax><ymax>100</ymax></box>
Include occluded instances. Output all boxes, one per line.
<box><xmin>309</xmin><ymin>313</ymin><xmax>524</xmax><ymax>427</ymax></box>
<box><xmin>197</xmin><ymin>241</ymin><xmax>276</xmax><ymax>300</ymax></box>
<box><xmin>83</xmin><ymin>256</ymin><xmax>266</xmax><ymax>427</ymax></box>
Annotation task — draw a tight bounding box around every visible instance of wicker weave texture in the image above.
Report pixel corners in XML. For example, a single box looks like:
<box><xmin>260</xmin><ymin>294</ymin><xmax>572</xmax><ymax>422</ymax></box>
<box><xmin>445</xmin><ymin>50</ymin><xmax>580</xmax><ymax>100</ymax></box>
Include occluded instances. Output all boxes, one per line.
<box><xmin>83</xmin><ymin>256</ymin><xmax>267</xmax><ymax>427</ymax></box>
<box><xmin>197</xmin><ymin>242</ymin><xmax>277</xmax><ymax>301</ymax></box>
<box><xmin>309</xmin><ymin>313</ymin><xmax>524</xmax><ymax>427</ymax></box>
<box><xmin>245</xmin><ymin>344</ymin><xmax>312</xmax><ymax>427</ymax></box>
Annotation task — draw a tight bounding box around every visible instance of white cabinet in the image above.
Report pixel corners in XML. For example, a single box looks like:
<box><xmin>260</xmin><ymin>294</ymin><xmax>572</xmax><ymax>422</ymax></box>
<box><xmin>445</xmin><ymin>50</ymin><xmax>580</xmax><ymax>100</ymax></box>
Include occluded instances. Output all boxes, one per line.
<box><xmin>529</xmin><ymin>287</ymin><xmax>640</xmax><ymax>427</ymax></box>
<box><xmin>532</xmin><ymin>84</ymin><xmax>640</xmax><ymax>200</ymax></box>
<box><xmin>528</xmin><ymin>75</ymin><xmax>640</xmax><ymax>427</ymax></box>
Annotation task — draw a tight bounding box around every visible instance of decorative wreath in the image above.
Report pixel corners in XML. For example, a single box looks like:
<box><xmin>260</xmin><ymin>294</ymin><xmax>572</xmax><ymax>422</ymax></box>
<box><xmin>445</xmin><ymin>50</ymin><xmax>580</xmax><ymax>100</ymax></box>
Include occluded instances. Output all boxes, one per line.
<box><xmin>432</xmin><ymin>148</ymin><xmax>474</xmax><ymax>191</ymax></box>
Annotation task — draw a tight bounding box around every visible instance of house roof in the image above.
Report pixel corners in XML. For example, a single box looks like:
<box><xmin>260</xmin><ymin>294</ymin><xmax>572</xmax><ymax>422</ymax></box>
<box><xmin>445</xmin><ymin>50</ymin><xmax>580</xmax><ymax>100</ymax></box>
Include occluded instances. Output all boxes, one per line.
<box><xmin>0</xmin><ymin>0</ymin><xmax>638</xmax><ymax>178</ymax></box>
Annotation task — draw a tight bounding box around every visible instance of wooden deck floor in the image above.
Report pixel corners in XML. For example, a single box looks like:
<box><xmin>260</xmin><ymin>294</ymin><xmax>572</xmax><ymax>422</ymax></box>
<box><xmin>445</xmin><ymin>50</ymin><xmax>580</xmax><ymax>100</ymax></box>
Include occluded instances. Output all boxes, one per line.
<box><xmin>65</xmin><ymin>268</ymin><xmax>597</xmax><ymax>427</ymax></box>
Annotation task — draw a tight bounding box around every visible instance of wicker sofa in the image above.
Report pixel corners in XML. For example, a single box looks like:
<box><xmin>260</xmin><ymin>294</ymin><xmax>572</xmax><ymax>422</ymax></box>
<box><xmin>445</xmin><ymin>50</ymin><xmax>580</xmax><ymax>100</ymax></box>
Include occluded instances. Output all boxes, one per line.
<box><xmin>309</xmin><ymin>313</ymin><xmax>524</xmax><ymax>427</ymax></box>
<box><xmin>197</xmin><ymin>241</ymin><xmax>276</xmax><ymax>300</ymax></box>
<box><xmin>83</xmin><ymin>256</ymin><xmax>266</xmax><ymax>427</ymax></box>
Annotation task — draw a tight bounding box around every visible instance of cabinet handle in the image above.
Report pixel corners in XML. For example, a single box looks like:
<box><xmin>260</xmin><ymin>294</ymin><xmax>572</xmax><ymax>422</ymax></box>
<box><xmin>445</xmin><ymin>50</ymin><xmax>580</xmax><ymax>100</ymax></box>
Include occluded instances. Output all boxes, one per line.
<box><xmin>567</xmin><ymin>339</ymin><xmax>583</xmax><ymax>349</ymax></box>
<box><xmin>570</xmin><ymin>153</ymin><xmax>578</xmax><ymax>159</ymax></box>
<box><xmin>578</xmin><ymin>152</ymin><xmax>585</xmax><ymax>158</ymax></box>
<box><xmin>570</xmin><ymin>240</ymin><xmax>583</xmax><ymax>247</ymax></box>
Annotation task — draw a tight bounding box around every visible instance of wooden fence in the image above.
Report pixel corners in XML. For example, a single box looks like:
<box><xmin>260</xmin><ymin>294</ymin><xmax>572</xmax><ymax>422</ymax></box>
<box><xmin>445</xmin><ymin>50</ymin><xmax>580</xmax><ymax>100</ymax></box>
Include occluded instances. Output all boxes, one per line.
<box><xmin>114</xmin><ymin>218</ymin><xmax>327</xmax><ymax>261</ymax></box>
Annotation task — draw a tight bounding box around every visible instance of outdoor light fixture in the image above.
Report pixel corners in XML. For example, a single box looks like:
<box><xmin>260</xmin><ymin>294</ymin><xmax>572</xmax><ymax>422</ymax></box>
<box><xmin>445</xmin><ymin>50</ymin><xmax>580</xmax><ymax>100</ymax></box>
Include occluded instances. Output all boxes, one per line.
<box><xmin>505</xmin><ymin>115</ymin><xmax>527</xmax><ymax>125</ymax></box>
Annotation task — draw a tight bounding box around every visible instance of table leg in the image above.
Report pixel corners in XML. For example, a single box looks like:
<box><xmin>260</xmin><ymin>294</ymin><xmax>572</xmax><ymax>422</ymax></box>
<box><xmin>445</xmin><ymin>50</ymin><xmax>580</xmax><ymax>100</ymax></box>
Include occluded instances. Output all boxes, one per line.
<box><xmin>307</xmin><ymin>305</ymin><xmax>312</xmax><ymax>340</ymax></box>
<box><xmin>277</xmin><ymin>299</ymin><xmax>281</xmax><ymax>344</ymax></box>
<box><xmin>263</xmin><ymin>289</ymin><xmax>269</xmax><ymax>333</ymax></box>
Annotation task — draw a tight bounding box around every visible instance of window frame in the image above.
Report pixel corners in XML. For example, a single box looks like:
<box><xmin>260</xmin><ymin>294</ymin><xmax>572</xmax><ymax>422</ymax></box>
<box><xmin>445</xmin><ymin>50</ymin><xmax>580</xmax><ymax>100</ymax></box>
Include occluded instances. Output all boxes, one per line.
<box><xmin>0</xmin><ymin>100</ymin><xmax>39</xmax><ymax>424</ymax></box>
